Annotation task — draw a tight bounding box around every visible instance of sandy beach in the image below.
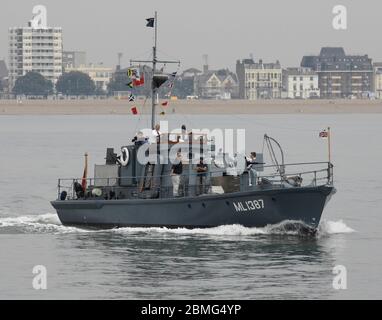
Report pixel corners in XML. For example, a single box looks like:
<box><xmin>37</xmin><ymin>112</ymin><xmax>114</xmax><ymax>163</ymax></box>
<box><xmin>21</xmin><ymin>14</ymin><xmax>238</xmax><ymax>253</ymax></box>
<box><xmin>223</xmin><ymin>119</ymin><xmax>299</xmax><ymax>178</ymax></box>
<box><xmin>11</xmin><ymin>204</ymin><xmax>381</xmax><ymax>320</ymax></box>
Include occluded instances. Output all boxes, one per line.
<box><xmin>1</xmin><ymin>98</ymin><xmax>382</xmax><ymax>115</ymax></box>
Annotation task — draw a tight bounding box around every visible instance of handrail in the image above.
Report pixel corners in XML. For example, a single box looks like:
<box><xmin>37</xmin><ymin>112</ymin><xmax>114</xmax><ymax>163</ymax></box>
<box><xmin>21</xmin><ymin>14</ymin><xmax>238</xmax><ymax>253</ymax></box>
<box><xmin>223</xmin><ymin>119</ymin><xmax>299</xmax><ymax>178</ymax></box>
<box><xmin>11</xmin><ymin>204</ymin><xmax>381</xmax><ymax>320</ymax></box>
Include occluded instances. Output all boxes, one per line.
<box><xmin>57</xmin><ymin>169</ymin><xmax>328</xmax><ymax>184</ymax></box>
<box><xmin>56</xmin><ymin>162</ymin><xmax>333</xmax><ymax>201</ymax></box>
<box><xmin>57</xmin><ymin>161</ymin><xmax>332</xmax><ymax>182</ymax></box>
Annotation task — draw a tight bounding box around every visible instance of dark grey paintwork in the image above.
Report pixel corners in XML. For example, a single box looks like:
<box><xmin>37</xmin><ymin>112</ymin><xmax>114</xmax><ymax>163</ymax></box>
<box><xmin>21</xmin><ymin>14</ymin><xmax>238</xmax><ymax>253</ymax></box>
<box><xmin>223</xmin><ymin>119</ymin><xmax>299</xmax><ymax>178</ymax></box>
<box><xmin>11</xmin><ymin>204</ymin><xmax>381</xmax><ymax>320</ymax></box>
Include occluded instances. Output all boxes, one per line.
<box><xmin>51</xmin><ymin>185</ymin><xmax>335</xmax><ymax>229</ymax></box>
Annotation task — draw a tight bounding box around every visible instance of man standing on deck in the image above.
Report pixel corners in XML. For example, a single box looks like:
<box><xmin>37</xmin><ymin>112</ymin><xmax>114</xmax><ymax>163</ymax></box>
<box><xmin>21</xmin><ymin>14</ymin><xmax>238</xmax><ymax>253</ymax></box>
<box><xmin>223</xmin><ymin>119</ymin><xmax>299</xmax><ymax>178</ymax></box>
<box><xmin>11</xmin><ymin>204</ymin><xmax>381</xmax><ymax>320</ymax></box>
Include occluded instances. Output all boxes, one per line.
<box><xmin>196</xmin><ymin>158</ymin><xmax>208</xmax><ymax>195</ymax></box>
<box><xmin>246</xmin><ymin>152</ymin><xmax>262</xmax><ymax>186</ymax></box>
<box><xmin>171</xmin><ymin>152</ymin><xmax>183</xmax><ymax>196</ymax></box>
<box><xmin>180</xmin><ymin>124</ymin><xmax>188</xmax><ymax>142</ymax></box>
<box><xmin>151</xmin><ymin>124</ymin><xmax>161</xmax><ymax>143</ymax></box>
<box><xmin>132</xmin><ymin>131</ymin><xmax>148</xmax><ymax>145</ymax></box>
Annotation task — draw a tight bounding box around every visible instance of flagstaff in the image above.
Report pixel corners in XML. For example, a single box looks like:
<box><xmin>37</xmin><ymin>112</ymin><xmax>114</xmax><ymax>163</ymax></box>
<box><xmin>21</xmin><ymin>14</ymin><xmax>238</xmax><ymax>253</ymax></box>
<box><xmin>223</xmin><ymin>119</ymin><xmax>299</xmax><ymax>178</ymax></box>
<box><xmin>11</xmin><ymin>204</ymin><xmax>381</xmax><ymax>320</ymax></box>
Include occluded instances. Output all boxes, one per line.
<box><xmin>328</xmin><ymin>127</ymin><xmax>331</xmax><ymax>164</ymax></box>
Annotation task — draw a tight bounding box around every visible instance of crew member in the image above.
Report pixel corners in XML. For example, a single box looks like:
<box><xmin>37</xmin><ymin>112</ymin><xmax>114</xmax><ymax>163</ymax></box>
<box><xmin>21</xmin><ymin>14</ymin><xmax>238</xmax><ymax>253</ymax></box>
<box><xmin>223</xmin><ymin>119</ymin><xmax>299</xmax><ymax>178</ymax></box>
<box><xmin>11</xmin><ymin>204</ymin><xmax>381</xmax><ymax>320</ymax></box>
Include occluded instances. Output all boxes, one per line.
<box><xmin>171</xmin><ymin>152</ymin><xmax>183</xmax><ymax>196</ymax></box>
<box><xmin>196</xmin><ymin>158</ymin><xmax>208</xmax><ymax>195</ymax></box>
<box><xmin>180</xmin><ymin>124</ymin><xmax>188</xmax><ymax>142</ymax></box>
<box><xmin>151</xmin><ymin>124</ymin><xmax>161</xmax><ymax>143</ymax></box>
<box><xmin>246</xmin><ymin>152</ymin><xmax>262</xmax><ymax>186</ymax></box>
<box><xmin>132</xmin><ymin>131</ymin><xmax>148</xmax><ymax>145</ymax></box>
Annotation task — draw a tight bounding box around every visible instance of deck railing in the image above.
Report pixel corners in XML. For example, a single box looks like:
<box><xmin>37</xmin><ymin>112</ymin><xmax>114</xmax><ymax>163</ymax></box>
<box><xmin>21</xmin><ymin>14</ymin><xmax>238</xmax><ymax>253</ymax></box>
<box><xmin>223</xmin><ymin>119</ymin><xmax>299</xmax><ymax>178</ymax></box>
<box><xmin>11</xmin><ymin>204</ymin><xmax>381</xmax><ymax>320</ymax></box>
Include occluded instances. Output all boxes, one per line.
<box><xmin>56</xmin><ymin>162</ymin><xmax>334</xmax><ymax>201</ymax></box>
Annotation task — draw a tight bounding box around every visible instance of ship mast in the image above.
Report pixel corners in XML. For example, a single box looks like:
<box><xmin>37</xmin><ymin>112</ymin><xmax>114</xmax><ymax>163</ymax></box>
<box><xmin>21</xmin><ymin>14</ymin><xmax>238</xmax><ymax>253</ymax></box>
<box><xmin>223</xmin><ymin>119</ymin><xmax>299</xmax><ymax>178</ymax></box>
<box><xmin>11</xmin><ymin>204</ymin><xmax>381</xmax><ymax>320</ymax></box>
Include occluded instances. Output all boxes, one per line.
<box><xmin>131</xmin><ymin>11</ymin><xmax>180</xmax><ymax>129</ymax></box>
<box><xmin>152</xmin><ymin>11</ymin><xmax>158</xmax><ymax>130</ymax></box>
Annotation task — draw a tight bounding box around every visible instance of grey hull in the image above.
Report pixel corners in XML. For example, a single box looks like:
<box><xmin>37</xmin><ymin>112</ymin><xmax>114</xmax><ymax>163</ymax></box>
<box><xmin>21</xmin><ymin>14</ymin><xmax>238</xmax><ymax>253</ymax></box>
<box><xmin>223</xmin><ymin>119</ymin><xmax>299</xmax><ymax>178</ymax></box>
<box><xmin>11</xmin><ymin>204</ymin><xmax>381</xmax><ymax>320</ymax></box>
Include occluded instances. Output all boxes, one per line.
<box><xmin>51</xmin><ymin>185</ymin><xmax>335</xmax><ymax>229</ymax></box>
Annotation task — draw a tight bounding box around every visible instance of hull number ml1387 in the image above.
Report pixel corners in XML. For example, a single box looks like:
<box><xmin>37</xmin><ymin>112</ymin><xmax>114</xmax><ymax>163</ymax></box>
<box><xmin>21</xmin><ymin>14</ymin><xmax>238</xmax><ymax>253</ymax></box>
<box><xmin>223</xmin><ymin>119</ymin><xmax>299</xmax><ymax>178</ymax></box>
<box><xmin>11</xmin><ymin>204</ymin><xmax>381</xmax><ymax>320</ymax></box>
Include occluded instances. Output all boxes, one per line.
<box><xmin>233</xmin><ymin>199</ymin><xmax>264</xmax><ymax>212</ymax></box>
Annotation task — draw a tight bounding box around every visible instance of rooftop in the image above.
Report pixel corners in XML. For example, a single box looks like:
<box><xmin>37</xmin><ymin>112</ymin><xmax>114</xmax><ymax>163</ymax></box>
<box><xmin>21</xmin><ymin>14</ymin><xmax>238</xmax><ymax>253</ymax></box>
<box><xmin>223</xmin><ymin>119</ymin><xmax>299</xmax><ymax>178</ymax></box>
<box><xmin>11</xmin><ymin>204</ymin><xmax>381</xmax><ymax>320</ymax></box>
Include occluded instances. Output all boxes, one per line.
<box><xmin>237</xmin><ymin>58</ymin><xmax>281</xmax><ymax>70</ymax></box>
<box><xmin>301</xmin><ymin>47</ymin><xmax>373</xmax><ymax>71</ymax></box>
<box><xmin>182</xmin><ymin>68</ymin><xmax>202</xmax><ymax>74</ymax></box>
<box><xmin>195</xmin><ymin>69</ymin><xmax>238</xmax><ymax>84</ymax></box>
<box><xmin>285</xmin><ymin>67</ymin><xmax>317</xmax><ymax>76</ymax></box>
<box><xmin>319</xmin><ymin>47</ymin><xmax>346</xmax><ymax>57</ymax></box>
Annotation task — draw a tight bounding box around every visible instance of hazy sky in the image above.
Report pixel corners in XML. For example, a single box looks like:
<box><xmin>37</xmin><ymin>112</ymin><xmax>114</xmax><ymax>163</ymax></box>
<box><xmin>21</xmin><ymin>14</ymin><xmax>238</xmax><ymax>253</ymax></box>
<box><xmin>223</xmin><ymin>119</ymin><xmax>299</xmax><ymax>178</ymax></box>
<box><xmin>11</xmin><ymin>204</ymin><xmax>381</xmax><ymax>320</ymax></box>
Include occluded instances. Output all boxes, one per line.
<box><xmin>1</xmin><ymin>0</ymin><xmax>381</xmax><ymax>71</ymax></box>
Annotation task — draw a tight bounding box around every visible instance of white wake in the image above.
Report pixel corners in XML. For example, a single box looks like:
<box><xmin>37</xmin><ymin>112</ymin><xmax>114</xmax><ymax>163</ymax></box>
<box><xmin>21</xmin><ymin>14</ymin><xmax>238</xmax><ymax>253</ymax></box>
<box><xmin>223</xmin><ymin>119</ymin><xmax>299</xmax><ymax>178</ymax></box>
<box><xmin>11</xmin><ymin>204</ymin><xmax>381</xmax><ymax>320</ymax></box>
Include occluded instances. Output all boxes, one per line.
<box><xmin>113</xmin><ymin>219</ymin><xmax>355</xmax><ymax>237</ymax></box>
<box><xmin>0</xmin><ymin>213</ymin><xmax>89</xmax><ymax>234</ymax></box>
<box><xmin>0</xmin><ymin>213</ymin><xmax>355</xmax><ymax>237</ymax></box>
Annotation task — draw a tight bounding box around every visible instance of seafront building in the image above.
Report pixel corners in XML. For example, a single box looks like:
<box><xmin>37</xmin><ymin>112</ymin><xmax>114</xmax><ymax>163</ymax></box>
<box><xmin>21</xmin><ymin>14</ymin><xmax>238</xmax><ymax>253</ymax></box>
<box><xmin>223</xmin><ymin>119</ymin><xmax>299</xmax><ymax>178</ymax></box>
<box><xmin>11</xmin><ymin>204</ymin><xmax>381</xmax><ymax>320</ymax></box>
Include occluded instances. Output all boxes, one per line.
<box><xmin>63</xmin><ymin>51</ymin><xmax>87</xmax><ymax>70</ymax></box>
<box><xmin>373</xmin><ymin>62</ymin><xmax>382</xmax><ymax>99</ymax></box>
<box><xmin>236</xmin><ymin>58</ymin><xmax>282</xmax><ymax>100</ymax></box>
<box><xmin>284</xmin><ymin>67</ymin><xmax>319</xmax><ymax>99</ymax></box>
<box><xmin>65</xmin><ymin>64</ymin><xmax>113</xmax><ymax>92</ymax></box>
<box><xmin>8</xmin><ymin>13</ymin><xmax>63</xmax><ymax>89</ymax></box>
<box><xmin>172</xmin><ymin>68</ymin><xmax>202</xmax><ymax>99</ymax></box>
<box><xmin>301</xmin><ymin>47</ymin><xmax>373</xmax><ymax>99</ymax></box>
<box><xmin>194</xmin><ymin>66</ymin><xmax>238</xmax><ymax>100</ymax></box>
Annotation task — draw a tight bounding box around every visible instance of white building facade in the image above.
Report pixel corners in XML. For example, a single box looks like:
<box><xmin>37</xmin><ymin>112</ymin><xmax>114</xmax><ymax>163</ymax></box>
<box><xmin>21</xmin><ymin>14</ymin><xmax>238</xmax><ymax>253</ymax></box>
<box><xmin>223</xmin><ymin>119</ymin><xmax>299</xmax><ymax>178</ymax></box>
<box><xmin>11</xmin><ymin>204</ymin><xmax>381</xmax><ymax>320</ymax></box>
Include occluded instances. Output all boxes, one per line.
<box><xmin>286</xmin><ymin>68</ymin><xmax>319</xmax><ymax>99</ymax></box>
<box><xmin>236</xmin><ymin>59</ymin><xmax>282</xmax><ymax>100</ymax></box>
<box><xmin>8</xmin><ymin>6</ymin><xmax>63</xmax><ymax>89</ymax></box>
<box><xmin>373</xmin><ymin>63</ymin><xmax>382</xmax><ymax>99</ymax></box>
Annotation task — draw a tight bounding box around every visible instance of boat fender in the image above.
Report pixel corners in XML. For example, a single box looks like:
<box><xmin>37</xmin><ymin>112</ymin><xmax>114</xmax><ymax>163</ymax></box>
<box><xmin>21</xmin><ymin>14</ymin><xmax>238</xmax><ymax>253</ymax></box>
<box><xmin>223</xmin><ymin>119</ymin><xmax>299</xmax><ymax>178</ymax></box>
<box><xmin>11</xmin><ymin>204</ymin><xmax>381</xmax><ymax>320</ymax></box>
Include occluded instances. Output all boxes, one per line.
<box><xmin>118</xmin><ymin>147</ymin><xmax>130</xmax><ymax>166</ymax></box>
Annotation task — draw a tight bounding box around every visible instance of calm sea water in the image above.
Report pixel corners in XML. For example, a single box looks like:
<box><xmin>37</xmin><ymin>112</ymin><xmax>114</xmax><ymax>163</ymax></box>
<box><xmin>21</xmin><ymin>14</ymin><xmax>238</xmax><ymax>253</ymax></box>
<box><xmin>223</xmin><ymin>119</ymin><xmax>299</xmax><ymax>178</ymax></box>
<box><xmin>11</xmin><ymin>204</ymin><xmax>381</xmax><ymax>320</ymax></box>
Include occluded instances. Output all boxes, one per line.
<box><xmin>0</xmin><ymin>113</ymin><xmax>381</xmax><ymax>299</ymax></box>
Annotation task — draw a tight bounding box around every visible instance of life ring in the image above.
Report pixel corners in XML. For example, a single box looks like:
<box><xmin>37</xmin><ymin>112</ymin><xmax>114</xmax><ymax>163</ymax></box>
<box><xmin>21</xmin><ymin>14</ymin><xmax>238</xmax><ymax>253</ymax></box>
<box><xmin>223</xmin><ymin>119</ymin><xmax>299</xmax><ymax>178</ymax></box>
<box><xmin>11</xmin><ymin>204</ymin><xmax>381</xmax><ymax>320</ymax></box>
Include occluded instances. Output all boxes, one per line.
<box><xmin>118</xmin><ymin>147</ymin><xmax>130</xmax><ymax>166</ymax></box>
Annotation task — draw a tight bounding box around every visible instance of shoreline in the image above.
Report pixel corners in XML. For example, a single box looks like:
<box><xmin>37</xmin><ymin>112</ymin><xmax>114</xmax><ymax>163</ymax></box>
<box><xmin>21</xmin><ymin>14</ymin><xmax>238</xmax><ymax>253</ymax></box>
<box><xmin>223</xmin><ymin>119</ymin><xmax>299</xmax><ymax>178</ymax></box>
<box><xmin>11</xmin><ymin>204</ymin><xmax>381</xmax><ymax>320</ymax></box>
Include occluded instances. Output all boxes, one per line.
<box><xmin>1</xmin><ymin>99</ymin><xmax>382</xmax><ymax>115</ymax></box>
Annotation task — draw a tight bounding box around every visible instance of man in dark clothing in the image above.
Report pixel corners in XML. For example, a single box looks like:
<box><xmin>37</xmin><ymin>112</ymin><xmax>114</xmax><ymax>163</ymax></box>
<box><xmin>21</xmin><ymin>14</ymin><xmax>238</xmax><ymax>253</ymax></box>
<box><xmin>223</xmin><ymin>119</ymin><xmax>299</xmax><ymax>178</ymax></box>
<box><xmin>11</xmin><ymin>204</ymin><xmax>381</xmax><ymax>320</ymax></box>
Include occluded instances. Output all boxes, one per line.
<box><xmin>171</xmin><ymin>152</ymin><xmax>183</xmax><ymax>196</ymax></box>
<box><xmin>196</xmin><ymin>158</ymin><xmax>208</xmax><ymax>195</ymax></box>
<box><xmin>132</xmin><ymin>131</ymin><xmax>148</xmax><ymax>146</ymax></box>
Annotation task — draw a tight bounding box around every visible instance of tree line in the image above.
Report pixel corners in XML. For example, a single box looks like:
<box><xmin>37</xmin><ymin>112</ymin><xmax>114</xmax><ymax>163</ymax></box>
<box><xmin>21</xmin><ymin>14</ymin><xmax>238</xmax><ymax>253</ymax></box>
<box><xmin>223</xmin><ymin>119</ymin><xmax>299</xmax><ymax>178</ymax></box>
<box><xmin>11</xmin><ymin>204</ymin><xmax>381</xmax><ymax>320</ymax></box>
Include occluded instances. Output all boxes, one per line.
<box><xmin>7</xmin><ymin>70</ymin><xmax>195</xmax><ymax>99</ymax></box>
<box><xmin>11</xmin><ymin>71</ymin><xmax>114</xmax><ymax>97</ymax></box>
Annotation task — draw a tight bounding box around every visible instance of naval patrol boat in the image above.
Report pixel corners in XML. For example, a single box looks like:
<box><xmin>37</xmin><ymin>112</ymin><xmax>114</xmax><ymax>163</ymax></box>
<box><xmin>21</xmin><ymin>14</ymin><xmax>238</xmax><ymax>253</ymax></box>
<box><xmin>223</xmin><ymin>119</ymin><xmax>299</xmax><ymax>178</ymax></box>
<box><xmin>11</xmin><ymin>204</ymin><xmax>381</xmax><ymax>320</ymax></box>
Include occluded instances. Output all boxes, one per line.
<box><xmin>51</xmin><ymin>13</ymin><xmax>336</xmax><ymax>231</ymax></box>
